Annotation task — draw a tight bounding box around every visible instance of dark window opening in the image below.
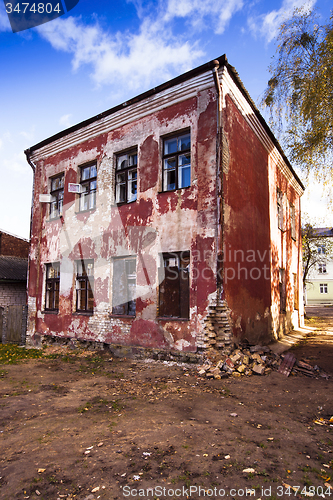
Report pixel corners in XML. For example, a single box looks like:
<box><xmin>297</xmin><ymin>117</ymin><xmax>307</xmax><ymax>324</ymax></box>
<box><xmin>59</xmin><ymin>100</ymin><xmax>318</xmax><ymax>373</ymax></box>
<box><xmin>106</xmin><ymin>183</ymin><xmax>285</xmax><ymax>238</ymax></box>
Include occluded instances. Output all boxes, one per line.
<box><xmin>79</xmin><ymin>164</ymin><xmax>97</xmax><ymax>211</ymax></box>
<box><xmin>159</xmin><ymin>251</ymin><xmax>190</xmax><ymax>319</ymax></box>
<box><xmin>112</xmin><ymin>257</ymin><xmax>136</xmax><ymax>315</ymax></box>
<box><xmin>50</xmin><ymin>175</ymin><xmax>64</xmax><ymax>219</ymax></box>
<box><xmin>115</xmin><ymin>150</ymin><xmax>137</xmax><ymax>204</ymax></box>
<box><xmin>163</xmin><ymin>132</ymin><xmax>191</xmax><ymax>191</ymax></box>
<box><xmin>76</xmin><ymin>260</ymin><xmax>94</xmax><ymax>312</ymax></box>
<box><xmin>277</xmin><ymin>190</ymin><xmax>283</xmax><ymax>230</ymax></box>
<box><xmin>45</xmin><ymin>262</ymin><xmax>60</xmax><ymax>311</ymax></box>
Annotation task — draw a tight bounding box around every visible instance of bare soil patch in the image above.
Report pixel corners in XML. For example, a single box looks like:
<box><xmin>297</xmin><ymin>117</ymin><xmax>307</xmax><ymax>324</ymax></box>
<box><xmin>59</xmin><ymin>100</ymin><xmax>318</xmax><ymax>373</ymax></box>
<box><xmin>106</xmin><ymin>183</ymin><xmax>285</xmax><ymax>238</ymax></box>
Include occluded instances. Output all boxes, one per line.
<box><xmin>0</xmin><ymin>321</ymin><xmax>332</xmax><ymax>500</ymax></box>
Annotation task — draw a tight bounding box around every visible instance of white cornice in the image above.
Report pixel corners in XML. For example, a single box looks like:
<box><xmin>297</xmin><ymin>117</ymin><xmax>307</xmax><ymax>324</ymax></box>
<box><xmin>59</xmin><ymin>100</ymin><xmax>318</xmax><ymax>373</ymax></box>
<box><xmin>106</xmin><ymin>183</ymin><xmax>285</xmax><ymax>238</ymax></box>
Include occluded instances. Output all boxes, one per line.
<box><xmin>30</xmin><ymin>72</ymin><xmax>215</xmax><ymax>162</ymax></box>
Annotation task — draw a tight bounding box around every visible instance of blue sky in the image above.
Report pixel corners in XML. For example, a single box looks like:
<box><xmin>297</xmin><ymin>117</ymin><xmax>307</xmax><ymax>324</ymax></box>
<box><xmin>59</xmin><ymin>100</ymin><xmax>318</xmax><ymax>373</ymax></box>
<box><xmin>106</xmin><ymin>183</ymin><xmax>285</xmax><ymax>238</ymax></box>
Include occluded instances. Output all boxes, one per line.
<box><xmin>0</xmin><ymin>0</ymin><xmax>332</xmax><ymax>239</ymax></box>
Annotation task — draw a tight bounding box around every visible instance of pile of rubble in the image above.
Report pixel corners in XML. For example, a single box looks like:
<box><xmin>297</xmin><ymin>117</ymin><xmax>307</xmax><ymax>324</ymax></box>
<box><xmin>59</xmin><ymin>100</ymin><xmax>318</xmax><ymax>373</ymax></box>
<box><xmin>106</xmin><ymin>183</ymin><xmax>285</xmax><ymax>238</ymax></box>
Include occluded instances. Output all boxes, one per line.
<box><xmin>197</xmin><ymin>345</ymin><xmax>330</xmax><ymax>379</ymax></box>
<box><xmin>197</xmin><ymin>345</ymin><xmax>280</xmax><ymax>379</ymax></box>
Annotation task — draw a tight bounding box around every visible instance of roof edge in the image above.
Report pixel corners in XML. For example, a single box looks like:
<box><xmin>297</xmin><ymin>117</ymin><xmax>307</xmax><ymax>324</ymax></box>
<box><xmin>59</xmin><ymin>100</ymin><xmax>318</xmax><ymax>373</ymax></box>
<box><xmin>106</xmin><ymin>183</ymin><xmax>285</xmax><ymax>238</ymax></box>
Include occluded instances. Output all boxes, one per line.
<box><xmin>225</xmin><ymin>62</ymin><xmax>305</xmax><ymax>192</ymax></box>
<box><xmin>25</xmin><ymin>55</ymin><xmax>227</xmax><ymax>155</ymax></box>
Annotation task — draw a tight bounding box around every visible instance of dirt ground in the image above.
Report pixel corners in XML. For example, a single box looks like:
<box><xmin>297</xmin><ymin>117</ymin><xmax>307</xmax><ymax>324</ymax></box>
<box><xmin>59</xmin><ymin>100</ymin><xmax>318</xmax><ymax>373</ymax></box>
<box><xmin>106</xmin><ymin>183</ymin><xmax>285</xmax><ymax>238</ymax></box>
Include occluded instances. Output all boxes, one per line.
<box><xmin>0</xmin><ymin>313</ymin><xmax>332</xmax><ymax>500</ymax></box>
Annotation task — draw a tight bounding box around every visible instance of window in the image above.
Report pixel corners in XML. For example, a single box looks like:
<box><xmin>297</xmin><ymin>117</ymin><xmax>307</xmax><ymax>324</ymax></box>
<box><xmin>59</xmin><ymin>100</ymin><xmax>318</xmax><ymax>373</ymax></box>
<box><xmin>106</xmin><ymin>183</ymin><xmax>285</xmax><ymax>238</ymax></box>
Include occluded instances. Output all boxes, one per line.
<box><xmin>320</xmin><ymin>283</ymin><xmax>328</xmax><ymax>294</ymax></box>
<box><xmin>279</xmin><ymin>268</ymin><xmax>286</xmax><ymax>313</ymax></box>
<box><xmin>277</xmin><ymin>190</ymin><xmax>283</xmax><ymax>230</ymax></box>
<box><xmin>45</xmin><ymin>262</ymin><xmax>60</xmax><ymax>311</ymax></box>
<box><xmin>112</xmin><ymin>257</ymin><xmax>136</xmax><ymax>315</ymax></box>
<box><xmin>50</xmin><ymin>175</ymin><xmax>64</xmax><ymax>219</ymax></box>
<box><xmin>290</xmin><ymin>204</ymin><xmax>296</xmax><ymax>240</ymax></box>
<box><xmin>115</xmin><ymin>150</ymin><xmax>137</xmax><ymax>203</ymax></box>
<box><xmin>318</xmin><ymin>245</ymin><xmax>326</xmax><ymax>254</ymax></box>
<box><xmin>158</xmin><ymin>251</ymin><xmax>190</xmax><ymax>319</ymax></box>
<box><xmin>163</xmin><ymin>132</ymin><xmax>191</xmax><ymax>191</ymax></box>
<box><xmin>318</xmin><ymin>263</ymin><xmax>327</xmax><ymax>274</ymax></box>
<box><xmin>79</xmin><ymin>164</ymin><xmax>97</xmax><ymax>211</ymax></box>
<box><xmin>76</xmin><ymin>260</ymin><xmax>94</xmax><ymax>312</ymax></box>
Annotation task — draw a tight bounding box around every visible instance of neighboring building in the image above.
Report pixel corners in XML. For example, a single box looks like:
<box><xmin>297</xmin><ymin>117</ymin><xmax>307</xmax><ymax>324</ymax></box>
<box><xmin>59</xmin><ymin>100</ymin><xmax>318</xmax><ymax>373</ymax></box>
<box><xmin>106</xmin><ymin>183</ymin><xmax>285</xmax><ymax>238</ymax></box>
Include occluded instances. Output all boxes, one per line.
<box><xmin>0</xmin><ymin>231</ymin><xmax>29</xmax><ymax>343</ymax></box>
<box><xmin>305</xmin><ymin>228</ymin><xmax>333</xmax><ymax>305</ymax></box>
<box><xmin>25</xmin><ymin>55</ymin><xmax>304</xmax><ymax>352</ymax></box>
<box><xmin>0</xmin><ymin>230</ymin><xmax>29</xmax><ymax>258</ymax></box>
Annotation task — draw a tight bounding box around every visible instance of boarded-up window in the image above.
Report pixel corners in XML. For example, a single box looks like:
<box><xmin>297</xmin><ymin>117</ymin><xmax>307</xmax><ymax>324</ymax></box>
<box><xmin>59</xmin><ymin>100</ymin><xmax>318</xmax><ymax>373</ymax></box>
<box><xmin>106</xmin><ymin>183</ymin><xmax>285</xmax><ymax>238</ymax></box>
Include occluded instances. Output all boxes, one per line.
<box><xmin>76</xmin><ymin>260</ymin><xmax>94</xmax><ymax>312</ymax></box>
<box><xmin>159</xmin><ymin>251</ymin><xmax>190</xmax><ymax>319</ymax></box>
<box><xmin>112</xmin><ymin>257</ymin><xmax>136</xmax><ymax>316</ymax></box>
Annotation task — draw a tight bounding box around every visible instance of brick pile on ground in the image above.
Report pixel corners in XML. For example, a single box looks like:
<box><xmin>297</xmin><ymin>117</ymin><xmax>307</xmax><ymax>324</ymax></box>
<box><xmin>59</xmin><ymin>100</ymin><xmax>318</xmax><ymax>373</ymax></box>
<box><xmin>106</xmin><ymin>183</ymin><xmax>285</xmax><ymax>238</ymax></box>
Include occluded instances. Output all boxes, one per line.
<box><xmin>197</xmin><ymin>345</ymin><xmax>282</xmax><ymax>379</ymax></box>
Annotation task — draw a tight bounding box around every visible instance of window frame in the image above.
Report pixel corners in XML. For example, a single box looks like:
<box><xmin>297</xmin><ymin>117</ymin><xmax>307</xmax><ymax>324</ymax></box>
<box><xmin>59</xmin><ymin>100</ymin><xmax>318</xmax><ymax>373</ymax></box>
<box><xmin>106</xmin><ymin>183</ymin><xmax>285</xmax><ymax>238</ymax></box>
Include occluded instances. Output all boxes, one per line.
<box><xmin>112</xmin><ymin>256</ymin><xmax>137</xmax><ymax>316</ymax></box>
<box><xmin>162</xmin><ymin>131</ymin><xmax>191</xmax><ymax>192</ymax></box>
<box><xmin>290</xmin><ymin>204</ymin><xmax>296</xmax><ymax>240</ymax></box>
<box><xmin>49</xmin><ymin>174</ymin><xmax>64</xmax><ymax>220</ymax></box>
<box><xmin>318</xmin><ymin>262</ymin><xmax>327</xmax><ymax>274</ymax></box>
<box><xmin>79</xmin><ymin>163</ymin><xmax>97</xmax><ymax>212</ymax></box>
<box><xmin>45</xmin><ymin>262</ymin><xmax>60</xmax><ymax>312</ymax></box>
<box><xmin>75</xmin><ymin>259</ymin><xmax>94</xmax><ymax>313</ymax></box>
<box><xmin>115</xmin><ymin>149</ymin><xmax>138</xmax><ymax>204</ymax></box>
<box><xmin>158</xmin><ymin>251</ymin><xmax>190</xmax><ymax>319</ymax></box>
<box><xmin>277</xmin><ymin>190</ymin><xmax>284</xmax><ymax>231</ymax></box>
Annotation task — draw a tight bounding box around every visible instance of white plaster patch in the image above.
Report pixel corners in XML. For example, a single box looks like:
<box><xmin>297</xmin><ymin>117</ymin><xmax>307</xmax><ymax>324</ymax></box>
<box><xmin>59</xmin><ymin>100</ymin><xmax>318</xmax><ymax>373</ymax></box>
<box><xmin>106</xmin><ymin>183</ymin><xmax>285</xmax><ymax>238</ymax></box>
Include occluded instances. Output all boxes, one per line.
<box><xmin>174</xmin><ymin>339</ymin><xmax>191</xmax><ymax>351</ymax></box>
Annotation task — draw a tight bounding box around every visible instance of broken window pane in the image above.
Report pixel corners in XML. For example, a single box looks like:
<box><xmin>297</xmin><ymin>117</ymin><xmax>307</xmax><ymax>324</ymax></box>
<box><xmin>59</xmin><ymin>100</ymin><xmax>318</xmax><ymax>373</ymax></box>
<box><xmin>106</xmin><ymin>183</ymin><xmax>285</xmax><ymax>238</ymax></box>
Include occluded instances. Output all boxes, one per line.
<box><xmin>79</xmin><ymin>164</ymin><xmax>97</xmax><ymax>211</ymax></box>
<box><xmin>45</xmin><ymin>262</ymin><xmax>60</xmax><ymax>311</ymax></box>
<box><xmin>76</xmin><ymin>259</ymin><xmax>94</xmax><ymax>312</ymax></box>
<box><xmin>115</xmin><ymin>149</ymin><xmax>137</xmax><ymax>203</ymax></box>
<box><xmin>50</xmin><ymin>174</ymin><xmax>64</xmax><ymax>219</ymax></box>
<box><xmin>163</xmin><ymin>132</ymin><xmax>190</xmax><ymax>192</ymax></box>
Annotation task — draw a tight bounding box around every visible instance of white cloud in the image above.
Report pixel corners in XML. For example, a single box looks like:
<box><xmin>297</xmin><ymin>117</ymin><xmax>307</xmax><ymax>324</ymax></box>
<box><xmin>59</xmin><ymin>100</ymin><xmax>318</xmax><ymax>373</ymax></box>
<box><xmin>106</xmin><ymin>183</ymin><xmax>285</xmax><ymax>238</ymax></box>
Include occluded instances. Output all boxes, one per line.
<box><xmin>59</xmin><ymin>114</ymin><xmax>73</xmax><ymax>128</ymax></box>
<box><xmin>164</xmin><ymin>0</ymin><xmax>244</xmax><ymax>34</ymax></box>
<box><xmin>248</xmin><ymin>0</ymin><xmax>316</xmax><ymax>43</ymax></box>
<box><xmin>37</xmin><ymin>13</ymin><xmax>203</xmax><ymax>89</ymax></box>
<box><xmin>0</xmin><ymin>3</ymin><xmax>11</xmax><ymax>32</ymax></box>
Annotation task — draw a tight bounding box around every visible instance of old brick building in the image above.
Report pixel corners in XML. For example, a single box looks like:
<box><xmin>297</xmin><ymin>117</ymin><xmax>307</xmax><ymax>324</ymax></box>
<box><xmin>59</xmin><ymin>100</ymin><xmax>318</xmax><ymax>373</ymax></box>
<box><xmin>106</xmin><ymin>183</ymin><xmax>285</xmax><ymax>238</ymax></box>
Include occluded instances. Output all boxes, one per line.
<box><xmin>25</xmin><ymin>55</ymin><xmax>304</xmax><ymax>352</ymax></box>
<box><xmin>0</xmin><ymin>231</ymin><xmax>29</xmax><ymax>343</ymax></box>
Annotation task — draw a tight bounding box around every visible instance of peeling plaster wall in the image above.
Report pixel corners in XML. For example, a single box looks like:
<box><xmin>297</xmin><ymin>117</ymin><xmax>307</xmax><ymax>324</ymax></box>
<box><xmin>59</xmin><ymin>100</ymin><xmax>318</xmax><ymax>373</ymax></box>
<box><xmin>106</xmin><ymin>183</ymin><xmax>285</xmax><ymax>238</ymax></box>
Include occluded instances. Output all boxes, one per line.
<box><xmin>27</xmin><ymin>86</ymin><xmax>219</xmax><ymax>352</ymax></box>
<box><xmin>223</xmin><ymin>94</ymin><xmax>272</xmax><ymax>344</ymax></box>
<box><xmin>222</xmin><ymin>76</ymin><xmax>303</xmax><ymax>344</ymax></box>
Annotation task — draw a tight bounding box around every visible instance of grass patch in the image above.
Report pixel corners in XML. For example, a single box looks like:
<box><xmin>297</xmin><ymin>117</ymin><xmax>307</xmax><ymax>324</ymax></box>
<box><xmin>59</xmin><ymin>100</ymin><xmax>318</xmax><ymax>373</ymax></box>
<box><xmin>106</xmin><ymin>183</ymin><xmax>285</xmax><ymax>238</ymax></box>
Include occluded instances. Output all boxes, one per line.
<box><xmin>0</xmin><ymin>344</ymin><xmax>45</xmax><ymax>364</ymax></box>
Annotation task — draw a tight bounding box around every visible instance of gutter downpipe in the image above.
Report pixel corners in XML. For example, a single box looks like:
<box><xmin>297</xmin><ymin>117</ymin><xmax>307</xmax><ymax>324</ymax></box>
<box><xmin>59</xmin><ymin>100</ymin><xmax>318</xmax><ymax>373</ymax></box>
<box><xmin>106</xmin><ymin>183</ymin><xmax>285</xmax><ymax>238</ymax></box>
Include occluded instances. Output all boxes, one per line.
<box><xmin>24</xmin><ymin>148</ymin><xmax>38</xmax><ymax>346</ymax></box>
<box><xmin>212</xmin><ymin>61</ymin><xmax>224</xmax><ymax>304</ymax></box>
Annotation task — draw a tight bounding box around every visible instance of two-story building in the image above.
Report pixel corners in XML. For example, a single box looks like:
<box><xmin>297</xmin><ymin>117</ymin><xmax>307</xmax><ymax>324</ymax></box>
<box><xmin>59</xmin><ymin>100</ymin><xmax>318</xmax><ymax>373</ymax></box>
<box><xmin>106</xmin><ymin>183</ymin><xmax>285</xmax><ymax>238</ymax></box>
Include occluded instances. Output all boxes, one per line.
<box><xmin>305</xmin><ymin>227</ymin><xmax>333</xmax><ymax>305</ymax></box>
<box><xmin>25</xmin><ymin>55</ymin><xmax>304</xmax><ymax>353</ymax></box>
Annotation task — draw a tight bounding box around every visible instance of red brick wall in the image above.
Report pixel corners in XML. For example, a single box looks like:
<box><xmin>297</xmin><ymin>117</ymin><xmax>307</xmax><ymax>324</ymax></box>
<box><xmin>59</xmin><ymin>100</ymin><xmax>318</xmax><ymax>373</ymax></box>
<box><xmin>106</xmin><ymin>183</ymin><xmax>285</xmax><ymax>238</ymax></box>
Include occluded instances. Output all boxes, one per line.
<box><xmin>0</xmin><ymin>233</ymin><xmax>29</xmax><ymax>258</ymax></box>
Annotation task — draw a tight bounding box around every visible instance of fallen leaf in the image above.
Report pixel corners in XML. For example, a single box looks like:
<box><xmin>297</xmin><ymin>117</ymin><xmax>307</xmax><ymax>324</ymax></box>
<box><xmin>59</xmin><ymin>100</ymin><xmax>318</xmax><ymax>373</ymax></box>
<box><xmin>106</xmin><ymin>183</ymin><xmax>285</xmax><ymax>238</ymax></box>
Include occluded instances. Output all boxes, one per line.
<box><xmin>37</xmin><ymin>469</ymin><xmax>45</xmax><ymax>473</ymax></box>
<box><xmin>91</xmin><ymin>486</ymin><xmax>100</xmax><ymax>493</ymax></box>
<box><xmin>243</xmin><ymin>468</ymin><xmax>256</xmax><ymax>473</ymax></box>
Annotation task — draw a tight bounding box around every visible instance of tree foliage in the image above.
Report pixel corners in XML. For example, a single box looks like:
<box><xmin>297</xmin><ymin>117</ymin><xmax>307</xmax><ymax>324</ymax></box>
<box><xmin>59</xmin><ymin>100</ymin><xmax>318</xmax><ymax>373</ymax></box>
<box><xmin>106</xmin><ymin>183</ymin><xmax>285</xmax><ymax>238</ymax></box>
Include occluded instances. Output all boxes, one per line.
<box><xmin>262</xmin><ymin>9</ymin><xmax>333</xmax><ymax>182</ymax></box>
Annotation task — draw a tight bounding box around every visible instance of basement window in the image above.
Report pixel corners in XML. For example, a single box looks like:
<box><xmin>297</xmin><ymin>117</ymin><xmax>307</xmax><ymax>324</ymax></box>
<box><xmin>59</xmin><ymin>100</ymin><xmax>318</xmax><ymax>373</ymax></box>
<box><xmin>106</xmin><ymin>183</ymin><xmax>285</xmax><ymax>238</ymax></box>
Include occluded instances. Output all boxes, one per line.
<box><xmin>76</xmin><ymin>260</ymin><xmax>94</xmax><ymax>312</ymax></box>
<box><xmin>112</xmin><ymin>257</ymin><xmax>136</xmax><ymax>315</ymax></box>
<box><xmin>158</xmin><ymin>251</ymin><xmax>190</xmax><ymax>319</ymax></box>
<box><xmin>162</xmin><ymin>132</ymin><xmax>191</xmax><ymax>191</ymax></box>
<box><xmin>50</xmin><ymin>174</ymin><xmax>64</xmax><ymax>219</ymax></box>
<box><xmin>79</xmin><ymin>164</ymin><xmax>97</xmax><ymax>211</ymax></box>
<box><xmin>115</xmin><ymin>150</ymin><xmax>137</xmax><ymax>204</ymax></box>
<box><xmin>45</xmin><ymin>262</ymin><xmax>60</xmax><ymax>311</ymax></box>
